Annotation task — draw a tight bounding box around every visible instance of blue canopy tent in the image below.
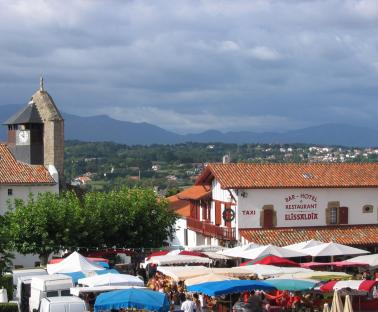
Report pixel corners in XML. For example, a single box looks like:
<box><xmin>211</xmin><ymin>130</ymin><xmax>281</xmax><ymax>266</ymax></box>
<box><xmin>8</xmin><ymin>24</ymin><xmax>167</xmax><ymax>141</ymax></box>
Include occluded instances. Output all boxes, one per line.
<box><xmin>64</xmin><ymin>269</ymin><xmax>119</xmax><ymax>284</ymax></box>
<box><xmin>94</xmin><ymin>288</ymin><xmax>170</xmax><ymax>312</ymax></box>
<box><xmin>264</xmin><ymin>279</ymin><xmax>318</xmax><ymax>291</ymax></box>
<box><xmin>63</xmin><ymin>271</ymin><xmax>86</xmax><ymax>284</ymax></box>
<box><xmin>96</xmin><ymin>268</ymin><xmax>119</xmax><ymax>275</ymax></box>
<box><xmin>94</xmin><ymin>261</ymin><xmax>110</xmax><ymax>269</ymax></box>
<box><xmin>187</xmin><ymin>280</ymin><xmax>276</xmax><ymax>296</ymax></box>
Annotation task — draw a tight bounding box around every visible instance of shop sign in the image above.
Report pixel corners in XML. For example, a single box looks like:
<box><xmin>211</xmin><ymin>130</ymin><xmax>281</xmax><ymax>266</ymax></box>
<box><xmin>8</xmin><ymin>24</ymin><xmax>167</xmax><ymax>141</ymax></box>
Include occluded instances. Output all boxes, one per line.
<box><xmin>284</xmin><ymin>193</ymin><xmax>319</xmax><ymax>222</ymax></box>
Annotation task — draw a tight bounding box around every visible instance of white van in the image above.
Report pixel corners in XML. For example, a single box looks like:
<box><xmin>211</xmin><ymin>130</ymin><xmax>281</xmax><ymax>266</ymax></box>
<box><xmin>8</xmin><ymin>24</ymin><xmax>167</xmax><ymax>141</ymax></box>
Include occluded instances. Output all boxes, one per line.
<box><xmin>29</xmin><ymin>275</ymin><xmax>73</xmax><ymax>312</ymax></box>
<box><xmin>39</xmin><ymin>297</ymin><xmax>87</xmax><ymax>312</ymax></box>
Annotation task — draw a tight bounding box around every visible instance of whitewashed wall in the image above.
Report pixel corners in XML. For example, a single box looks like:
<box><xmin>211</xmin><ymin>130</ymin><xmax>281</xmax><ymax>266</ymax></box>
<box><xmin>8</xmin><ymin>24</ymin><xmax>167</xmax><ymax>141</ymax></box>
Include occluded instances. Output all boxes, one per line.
<box><xmin>237</xmin><ymin>188</ymin><xmax>378</xmax><ymax>228</ymax></box>
<box><xmin>0</xmin><ymin>184</ymin><xmax>59</xmax><ymax>215</ymax></box>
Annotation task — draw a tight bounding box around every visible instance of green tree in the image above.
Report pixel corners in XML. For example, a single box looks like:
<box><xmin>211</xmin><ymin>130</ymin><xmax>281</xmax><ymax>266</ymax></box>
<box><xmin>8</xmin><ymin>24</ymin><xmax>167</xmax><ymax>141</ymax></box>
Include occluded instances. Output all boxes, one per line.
<box><xmin>0</xmin><ymin>216</ymin><xmax>14</xmax><ymax>274</ymax></box>
<box><xmin>6</xmin><ymin>188</ymin><xmax>178</xmax><ymax>265</ymax></box>
<box><xmin>81</xmin><ymin>187</ymin><xmax>178</xmax><ymax>248</ymax></box>
<box><xmin>6</xmin><ymin>192</ymin><xmax>82</xmax><ymax>266</ymax></box>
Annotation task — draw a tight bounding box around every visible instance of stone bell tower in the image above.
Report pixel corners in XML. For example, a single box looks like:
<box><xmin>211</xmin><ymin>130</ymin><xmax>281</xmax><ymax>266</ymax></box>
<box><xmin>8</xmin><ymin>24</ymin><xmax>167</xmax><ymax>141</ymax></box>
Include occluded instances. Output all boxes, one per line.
<box><xmin>5</xmin><ymin>77</ymin><xmax>65</xmax><ymax>187</ymax></box>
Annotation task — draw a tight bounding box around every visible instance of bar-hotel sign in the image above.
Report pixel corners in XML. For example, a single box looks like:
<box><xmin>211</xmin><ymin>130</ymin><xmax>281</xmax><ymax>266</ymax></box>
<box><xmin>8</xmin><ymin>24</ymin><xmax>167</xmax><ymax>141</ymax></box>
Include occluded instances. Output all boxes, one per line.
<box><xmin>284</xmin><ymin>193</ymin><xmax>319</xmax><ymax>221</ymax></box>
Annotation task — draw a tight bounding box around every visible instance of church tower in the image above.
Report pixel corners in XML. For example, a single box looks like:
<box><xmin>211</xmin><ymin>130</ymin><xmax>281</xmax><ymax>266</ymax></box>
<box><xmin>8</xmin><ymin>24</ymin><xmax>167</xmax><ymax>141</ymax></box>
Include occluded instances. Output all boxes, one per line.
<box><xmin>5</xmin><ymin>78</ymin><xmax>64</xmax><ymax>186</ymax></box>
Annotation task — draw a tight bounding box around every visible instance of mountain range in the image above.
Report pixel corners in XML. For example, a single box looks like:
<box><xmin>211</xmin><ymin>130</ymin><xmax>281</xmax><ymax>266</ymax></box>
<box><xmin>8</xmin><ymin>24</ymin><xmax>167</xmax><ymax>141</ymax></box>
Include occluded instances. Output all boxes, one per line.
<box><xmin>0</xmin><ymin>104</ymin><xmax>377</xmax><ymax>147</ymax></box>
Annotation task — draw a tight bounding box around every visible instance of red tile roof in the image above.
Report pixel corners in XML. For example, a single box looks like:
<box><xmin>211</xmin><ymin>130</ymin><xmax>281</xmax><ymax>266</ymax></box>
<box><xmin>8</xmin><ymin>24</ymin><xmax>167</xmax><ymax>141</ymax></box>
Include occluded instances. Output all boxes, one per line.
<box><xmin>196</xmin><ymin>163</ymin><xmax>378</xmax><ymax>189</ymax></box>
<box><xmin>0</xmin><ymin>144</ymin><xmax>55</xmax><ymax>184</ymax></box>
<box><xmin>177</xmin><ymin>185</ymin><xmax>211</xmax><ymax>200</ymax></box>
<box><xmin>239</xmin><ymin>224</ymin><xmax>378</xmax><ymax>246</ymax></box>
<box><xmin>167</xmin><ymin>185</ymin><xmax>211</xmax><ymax>218</ymax></box>
<box><xmin>167</xmin><ymin>195</ymin><xmax>190</xmax><ymax>217</ymax></box>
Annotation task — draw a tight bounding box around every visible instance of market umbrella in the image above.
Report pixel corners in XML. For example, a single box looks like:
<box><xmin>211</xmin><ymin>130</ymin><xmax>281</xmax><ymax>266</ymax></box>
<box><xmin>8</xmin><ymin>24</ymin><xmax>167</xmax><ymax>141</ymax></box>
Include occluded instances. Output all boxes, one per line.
<box><xmin>301</xmin><ymin>242</ymin><xmax>369</xmax><ymax>257</ymax></box>
<box><xmin>346</xmin><ymin>253</ymin><xmax>378</xmax><ymax>269</ymax></box>
<box><xmin>218</xmin><ymin>243</ymin><xmax>261</xmax><ymax>258</ymax></box>
<box><xmin>240</xmin><ymin>255</ymin><xmax>300</xmax><ymax>267</ymax></box>
<box><xmin>343</xmin><ymin>295</ymin><xmax>353</xmax><ymax>312</ymax></box>
<box><xmin>320</xmin><ymin>280</ymin><xmax>378</xmax><ymax>293</ymax></box>
<box><xmin>94</xmin><ymin>288</ymin><xmax>170</xmax><ymax>312</ymax></box>
<box><xmin>323</xmin><ymin>303</ymin><xmax>330</xmax><ymax>312</ymax></box>
<box><xmin>284</xmin><ymin>240</ymin><xmax>324</xmax><ymax>252</ymax></box>
<box><xmin>78</xmin><ymin>273</ymin><xmax>144</xmax><ymax>287</ymax></box>
<box><xmin>241</xmin><ymin>244</ymin><xmax>306</xmax><ymax>259</ymax></box>
<box><xmin>264</xmin><ymin>279</ymin><xmax>318</xmax><ymax>291</ymax></box>
<box><xmin>186</xmin><ymin>280</ymin><xmax>276</xmax><ymax>296</ymax></box>
<box><xmin>278</xmin><ymin>271</ymin><xmax>351</xmax><ymax>281</ymax></box>
<box><xmin>184</xmin><ymin>273</ymin><xmax>237</xmax><ymax>286</ymax></box>
<box><xmin>146</xmin><ymin>250</ymin><xmax>169</xmax><ymax>260</ymax></box>
<box><xmin>330</xmin><ymin>290</ymin><xmax>343</xmax><ymax>312</ymax></box>
<box><xmin>300</xmin><ymin>262</ymin><xmax>331</xmax><ymax>269</ymax></box>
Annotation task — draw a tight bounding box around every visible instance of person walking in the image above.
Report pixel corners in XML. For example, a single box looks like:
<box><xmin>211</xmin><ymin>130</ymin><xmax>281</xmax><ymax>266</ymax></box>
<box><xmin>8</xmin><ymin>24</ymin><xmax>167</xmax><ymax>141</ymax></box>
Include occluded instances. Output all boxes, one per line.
<box><xmin>181</xmin><ymin>294</ymin><xmax>197</xmax><ymax>312</ymax></box>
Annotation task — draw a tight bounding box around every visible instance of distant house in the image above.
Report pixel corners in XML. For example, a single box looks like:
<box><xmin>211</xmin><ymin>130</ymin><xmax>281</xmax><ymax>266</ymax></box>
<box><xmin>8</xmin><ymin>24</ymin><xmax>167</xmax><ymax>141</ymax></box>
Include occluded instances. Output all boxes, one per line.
<box><xmin>169</xmin><ymin>162</ymin><xmax>378</xmax><ymax>249</ymax></box>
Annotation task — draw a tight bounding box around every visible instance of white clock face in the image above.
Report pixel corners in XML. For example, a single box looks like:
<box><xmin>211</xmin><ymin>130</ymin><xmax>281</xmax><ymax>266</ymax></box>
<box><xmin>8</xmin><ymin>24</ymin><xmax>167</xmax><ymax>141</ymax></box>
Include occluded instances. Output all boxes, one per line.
<box><xmin>18</xmin><ymin>130</ymin><xmax>29</xmax><ymax>144</ymax></box>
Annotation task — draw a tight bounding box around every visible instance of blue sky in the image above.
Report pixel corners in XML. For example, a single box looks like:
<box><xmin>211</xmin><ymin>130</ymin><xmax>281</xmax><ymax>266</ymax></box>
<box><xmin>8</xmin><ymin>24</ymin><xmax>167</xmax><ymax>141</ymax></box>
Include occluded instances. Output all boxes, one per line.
<box><xmin>0</xmin><ymin>0</ymin><xmax>378</xmax><ymax>133</ymax></box>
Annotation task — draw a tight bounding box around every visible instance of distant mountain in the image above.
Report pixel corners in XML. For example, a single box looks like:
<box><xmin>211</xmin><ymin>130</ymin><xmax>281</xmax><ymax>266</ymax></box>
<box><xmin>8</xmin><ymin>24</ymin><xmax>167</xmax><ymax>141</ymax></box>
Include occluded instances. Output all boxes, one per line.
<box><xmin>0</xmin><ymin>104</ymin><xmax>377</xmax><ymax>147</ymax></box>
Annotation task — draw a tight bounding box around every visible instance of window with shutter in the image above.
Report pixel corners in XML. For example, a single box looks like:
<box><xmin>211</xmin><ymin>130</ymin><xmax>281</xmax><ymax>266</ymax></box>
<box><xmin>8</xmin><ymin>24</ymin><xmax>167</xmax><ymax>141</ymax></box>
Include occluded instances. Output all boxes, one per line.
<box><xmin>215</xmin><ymin>201</ymin><xmax>222</xmax><ymax>225</ymax></box>
<box><xmin>261</xmin><ymin>205</ymin><xmax>275</xmax><ymax>228</ymax></box>
<box><xmin>327</xmin><ymin>201</ymin><xmax>340</xmax><ymax>225</ymax></box>
<box><xmin>339</xmin><ymin>206</ymin><xmax>348</xmax><ymax>224</ymax></box>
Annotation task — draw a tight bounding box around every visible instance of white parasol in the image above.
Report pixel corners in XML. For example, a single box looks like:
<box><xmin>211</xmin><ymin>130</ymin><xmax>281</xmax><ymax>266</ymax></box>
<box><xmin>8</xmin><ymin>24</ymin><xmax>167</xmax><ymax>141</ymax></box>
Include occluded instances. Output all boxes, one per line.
<box><xmin>301</xmin><ymin>242</ymin><xmax>369</xmax><ymax>257</ymax></box>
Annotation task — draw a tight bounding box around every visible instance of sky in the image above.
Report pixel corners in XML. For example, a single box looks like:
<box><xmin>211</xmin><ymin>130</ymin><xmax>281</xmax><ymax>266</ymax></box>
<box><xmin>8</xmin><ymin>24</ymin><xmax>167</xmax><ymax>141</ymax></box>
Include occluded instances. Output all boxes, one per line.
<box><xmin>0</xmin><ymin>0</ymin><xmax>378</xmax><ymax>134</ymax></box>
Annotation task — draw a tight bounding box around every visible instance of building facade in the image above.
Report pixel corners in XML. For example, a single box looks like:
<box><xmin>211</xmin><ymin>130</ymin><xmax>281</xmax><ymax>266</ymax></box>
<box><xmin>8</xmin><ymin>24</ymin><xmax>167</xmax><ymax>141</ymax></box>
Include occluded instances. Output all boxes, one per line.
<box><xmin>170</xmin><ymin>163</ymin><xmax>378</xmax><ymax>250</ymax></box>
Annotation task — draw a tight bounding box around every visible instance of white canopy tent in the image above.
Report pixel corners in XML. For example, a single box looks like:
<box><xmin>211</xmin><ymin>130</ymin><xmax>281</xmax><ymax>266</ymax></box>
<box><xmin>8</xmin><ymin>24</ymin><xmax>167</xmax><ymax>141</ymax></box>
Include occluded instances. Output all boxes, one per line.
<box><xmin>238</xmin><ymin>264</ymin><xmax>313</xmax><ymax>279</ymax></box>
<box><xmin>78</xmin><ymin>273</ymin><xmax>144</xmax><ymax>287</ymax></box>
<box><xmin>217</xmin><ymin>243</ymin><xmax>261</xmax><ymax>258</ymax></box>
<box><xmin>184</xmin><ymin>273</ymin><xmax>237</xmax><ymax>286</ymax></box>
<box><xmin>47</xmin><ymin>252</ymin><xmax>104</xmax><ymax>274</ymax></box>
<box><xmin>284</xmin><ymin>240</ymin><xmax>324</xmax><ymax>252</ymax></box>
<box><xmin>145</xmin><ymin>255</ymin><xmax>212</xmax><ymax>266</ymax></box>
<box><xmin>277</xmin><ymin>271</ymin><xmax>351</xmax><ymax>281</ymax></box>
<box><xmin>301</xmin><ymin>242</ymin><xmax>370</xmax><ymax>257</ymax></box>
<box><xmin>70</xmin><ymin>285</ymin><xmax>146</xmax><ymax>296</ymax></box>
<box><xmin>346</xmin><ymin>253</ymin><xmax>378</xmax><ymax>269</ymax></box>
<box><xmin>240</xmin><ymin>244</ymin><xmax>307</xmax><ymax>259</ymax></box>
<box><xmin>157</xmin><ymin>266</ymin><xmax>209</xmax><ymax>281</ymax></box>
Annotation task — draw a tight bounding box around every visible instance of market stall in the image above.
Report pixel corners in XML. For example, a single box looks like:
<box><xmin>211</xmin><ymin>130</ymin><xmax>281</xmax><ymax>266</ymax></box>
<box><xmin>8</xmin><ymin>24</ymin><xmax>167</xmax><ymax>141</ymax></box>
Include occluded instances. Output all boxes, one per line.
<box><xmin>94</xmin><ymin>288</ymin><xmax>170</xmax><ymax>312</ymax></box>
<box><xmin>78</xmin><ymin>273</ymin><xmax>144</xmax><ymax>287</ymax></box>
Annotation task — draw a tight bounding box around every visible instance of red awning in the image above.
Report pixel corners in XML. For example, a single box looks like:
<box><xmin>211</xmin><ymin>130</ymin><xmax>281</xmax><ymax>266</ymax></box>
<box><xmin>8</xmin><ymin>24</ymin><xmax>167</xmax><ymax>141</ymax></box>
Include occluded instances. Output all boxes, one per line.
<box><xmin>320</xmin><ymin>280</ymin><xmax>378</xmax><ymax>292</ymax></box>
<box><xmin>240</xmin><ymin>255</ymin><xmax>300</xmax><ymax>267</ymax></box>
<box><xmin>49</xmin><ymin>256</ymin><xmax>109</xmax><ymax>264</ymax></box>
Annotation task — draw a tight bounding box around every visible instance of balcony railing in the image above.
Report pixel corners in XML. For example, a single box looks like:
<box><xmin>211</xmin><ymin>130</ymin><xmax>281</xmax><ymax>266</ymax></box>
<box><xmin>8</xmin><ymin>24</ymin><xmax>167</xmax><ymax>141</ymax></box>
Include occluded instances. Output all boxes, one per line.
<box><xmin>186</xmin><ymin>217</ymin><xmax>236</xmax><ymax>241</ymax></box>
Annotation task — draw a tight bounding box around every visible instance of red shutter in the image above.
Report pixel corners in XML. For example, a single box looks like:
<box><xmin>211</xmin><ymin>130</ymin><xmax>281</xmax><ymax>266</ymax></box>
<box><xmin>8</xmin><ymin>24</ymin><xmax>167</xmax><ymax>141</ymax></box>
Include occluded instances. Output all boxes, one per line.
<box><xmin>263</xmin><ymin>209</ymin><xmax>273</xmax><ymax>228</ymax></box>
<box><xmin>215</xmin><ymin>201</ymin><xmax>221</xmax><ymax>226</ymax></box>
<box><xmin>339</xmin><ymin>206</ymin><xmax>348</xmax><ymax>224</ymax></box>
<box><xmin>190</xmin><ymin>202</ymin><xmax>195</xmax><ymax>218</ymax></box>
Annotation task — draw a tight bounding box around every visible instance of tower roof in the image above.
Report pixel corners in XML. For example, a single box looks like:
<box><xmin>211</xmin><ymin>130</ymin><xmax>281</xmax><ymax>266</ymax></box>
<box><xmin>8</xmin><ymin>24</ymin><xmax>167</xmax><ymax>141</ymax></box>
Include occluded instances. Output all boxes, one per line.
<box><xmin>4</xmin><ymin>101</ymin><xmax>43</xmax><ymax>125</ymax></box>
<box><xmin>31</xmin><ymin>89</ymin><xmax>63</xmax><ymax>121</ymax></box>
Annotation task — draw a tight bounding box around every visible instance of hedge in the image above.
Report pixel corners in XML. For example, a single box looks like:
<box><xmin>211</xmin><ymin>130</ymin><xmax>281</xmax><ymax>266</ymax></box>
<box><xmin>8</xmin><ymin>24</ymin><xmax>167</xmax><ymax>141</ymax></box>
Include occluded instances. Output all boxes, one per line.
<box><xmin>0</xmin><ymin>275</ymin><xmax>13</xmax><ymax>300</ymax></box>
<box><xmin>0</xmin><ymin>303</ymin><xmax>18</xmax><ymax>312</ymax></box>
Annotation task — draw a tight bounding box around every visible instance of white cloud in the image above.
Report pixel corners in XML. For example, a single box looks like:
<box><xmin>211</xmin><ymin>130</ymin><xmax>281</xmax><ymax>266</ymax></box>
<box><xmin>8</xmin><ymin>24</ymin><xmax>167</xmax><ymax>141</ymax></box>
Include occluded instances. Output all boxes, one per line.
<box><xmin>248</xmin><ymin>46</ymin><xmax>282</xmax><ymax>61</ymax></box>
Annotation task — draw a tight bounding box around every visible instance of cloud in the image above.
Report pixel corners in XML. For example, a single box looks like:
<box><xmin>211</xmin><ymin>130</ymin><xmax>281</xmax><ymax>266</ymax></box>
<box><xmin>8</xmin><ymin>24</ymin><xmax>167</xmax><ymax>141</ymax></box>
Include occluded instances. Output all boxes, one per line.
<box><xmin>0</xmin><ymin>0</ymin><xmax>377</xmax><ymax>133</ymax></box>
<box><xmin>248</xmin><ymin>46</ymin><xmax>281</xmax><ymax>61</ymax></box>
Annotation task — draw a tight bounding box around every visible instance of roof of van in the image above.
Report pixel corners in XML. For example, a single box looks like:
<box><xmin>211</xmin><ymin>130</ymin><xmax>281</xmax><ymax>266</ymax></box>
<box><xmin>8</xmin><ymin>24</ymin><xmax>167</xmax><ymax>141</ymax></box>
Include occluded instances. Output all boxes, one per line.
<box><xmin>43</xmin><ymin>297</ymin><xmax>85</xmax><ymax>304</ymax></box>
<box><xmin>32</xmin><ymin>274</ymin><xmax>71</xmax><ymax>282</ymax></box>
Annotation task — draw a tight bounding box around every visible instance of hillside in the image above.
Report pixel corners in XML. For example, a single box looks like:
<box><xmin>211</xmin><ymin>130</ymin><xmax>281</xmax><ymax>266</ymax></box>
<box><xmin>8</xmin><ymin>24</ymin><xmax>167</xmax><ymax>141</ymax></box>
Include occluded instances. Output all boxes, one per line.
<box><xmin>1</xmin><ymin>104</ymin><xmax>377</xmax><ymax>147</ymax></box>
